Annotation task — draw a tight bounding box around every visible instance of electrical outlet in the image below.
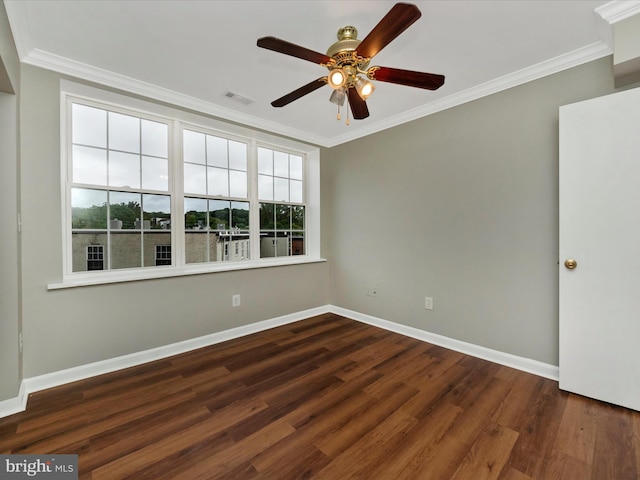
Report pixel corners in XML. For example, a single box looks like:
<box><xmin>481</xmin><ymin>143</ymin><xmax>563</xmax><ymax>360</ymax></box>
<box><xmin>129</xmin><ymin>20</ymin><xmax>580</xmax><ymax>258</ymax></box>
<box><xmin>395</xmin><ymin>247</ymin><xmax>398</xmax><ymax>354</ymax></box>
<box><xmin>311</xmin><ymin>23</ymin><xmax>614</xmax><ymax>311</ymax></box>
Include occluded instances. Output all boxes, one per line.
<box><xmin>365</xmin><ymin>286</ymin><xmax>378</xmax><ymax>297</ymax></box>
<box><xmin>232</xmin><ymin>294</ymin><xmax>241</xmax><ymax>307</ymax></box>
<box><xmin>425</xmin><ymin>297</ymin><xmax>434</xmax><ymax>310</ymax></box>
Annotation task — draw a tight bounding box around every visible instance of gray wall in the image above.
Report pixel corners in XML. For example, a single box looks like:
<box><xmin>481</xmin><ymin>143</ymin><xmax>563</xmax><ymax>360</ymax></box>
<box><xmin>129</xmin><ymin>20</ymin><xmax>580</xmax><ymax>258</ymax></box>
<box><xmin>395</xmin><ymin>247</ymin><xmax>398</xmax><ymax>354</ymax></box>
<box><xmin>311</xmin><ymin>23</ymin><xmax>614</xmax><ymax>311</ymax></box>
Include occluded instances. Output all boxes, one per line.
<box><xmin>2</xmin><ymin>50</ymin><xmax>620</xmax><ymax>402</ymax></box>
<box><xmin>0</xmin><ymin>1</ymin><xmax>21</xmax><ymax>401</ymax></box>
<box><xmin>18</xmin><ymin>64</ymin><xmax>329</xmax><ymax>379</ymax></box>
<box><xmin>323</xmin><ymin>57</ymin><xmax>615</xmax><ymax>365</ymax></box>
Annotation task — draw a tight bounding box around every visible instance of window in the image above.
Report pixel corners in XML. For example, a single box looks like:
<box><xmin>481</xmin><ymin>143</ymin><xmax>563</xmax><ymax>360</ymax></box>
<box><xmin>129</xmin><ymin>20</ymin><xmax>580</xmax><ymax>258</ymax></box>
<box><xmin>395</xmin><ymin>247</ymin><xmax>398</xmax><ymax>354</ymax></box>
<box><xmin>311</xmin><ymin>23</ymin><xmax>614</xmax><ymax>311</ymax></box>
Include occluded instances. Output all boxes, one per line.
<box><xmin>155</xmin><ymin>245</ymin><xmax>171</xmax><ymax>266</ymax></box>
<box><xmin>258</xmin><ymin>147</ymin><xmax>305</xmax><ymax>258</ymax></box>
<box><xmin>86</xmin><ymin>245</ymin><xmax>104</xmax><ymax>271</ymax></box>
<box><xmin>183</xmin><ymin>130</ymin><xmax>250</xmax><ymax>264</ymax></box>
<box><xmin>70</xmin><ymin>103</ymin><xmax>171</xmax><ymax>272</ymax></box>
<box><xmin>60</xmin><ymin>85</ymin><xmax>320</xmax><ymax>287</ymax></box>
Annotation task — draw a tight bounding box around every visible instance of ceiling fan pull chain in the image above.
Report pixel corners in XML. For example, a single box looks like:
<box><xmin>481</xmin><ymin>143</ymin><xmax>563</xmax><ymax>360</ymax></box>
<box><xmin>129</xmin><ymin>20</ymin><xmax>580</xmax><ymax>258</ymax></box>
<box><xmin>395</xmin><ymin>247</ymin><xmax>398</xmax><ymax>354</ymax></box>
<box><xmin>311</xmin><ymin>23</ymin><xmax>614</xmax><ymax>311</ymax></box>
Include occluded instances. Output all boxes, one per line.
<box><xmin>346</xmin><ymin>91</ymin><xmax>351</xmax><ymax>125</ymax></box>
<box><xmin>337</xmin><ymin>105</ymin><xmax>341</xmax><ymax>121</ymax></box>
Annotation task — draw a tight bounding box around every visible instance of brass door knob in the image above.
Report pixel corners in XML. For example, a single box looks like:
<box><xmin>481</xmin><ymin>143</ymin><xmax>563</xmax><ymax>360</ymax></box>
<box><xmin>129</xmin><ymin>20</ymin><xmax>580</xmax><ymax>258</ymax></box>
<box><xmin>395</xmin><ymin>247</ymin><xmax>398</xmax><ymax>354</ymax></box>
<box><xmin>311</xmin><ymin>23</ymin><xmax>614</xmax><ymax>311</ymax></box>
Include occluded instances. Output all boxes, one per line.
<box><xmin>564</xmin><ymin>259</ymin><xmax>577</xmax><ymax>270</ymax></box>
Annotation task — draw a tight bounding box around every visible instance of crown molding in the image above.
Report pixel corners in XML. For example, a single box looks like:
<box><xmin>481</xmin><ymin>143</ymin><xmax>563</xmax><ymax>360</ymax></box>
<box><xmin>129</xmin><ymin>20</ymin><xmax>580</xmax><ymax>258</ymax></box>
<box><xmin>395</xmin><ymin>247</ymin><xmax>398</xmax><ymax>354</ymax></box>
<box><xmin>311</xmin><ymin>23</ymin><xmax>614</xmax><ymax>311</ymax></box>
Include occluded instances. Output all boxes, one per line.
<box><xmin>21</xmin><ymin>48</ymin><xmax>330</xmax><ymax>147</ymax></box>
<box><xmin>4</xmin><ymin>0</ymin><xmax>615</xmax><ymax>149</ymax></box>
<box><xmin>325</xmin><ymin>41</ymin><xmax>612</xmax><ymax>147</ymax></box>
<box><xmin>12</xmin><ymin>39</ymin><xmax>614</xmax><ymax>149</ymax></box>
<box><xmin>596</xmin><ymin>0</ymin><xmax>640</xmax><ymax>24</ymax></box>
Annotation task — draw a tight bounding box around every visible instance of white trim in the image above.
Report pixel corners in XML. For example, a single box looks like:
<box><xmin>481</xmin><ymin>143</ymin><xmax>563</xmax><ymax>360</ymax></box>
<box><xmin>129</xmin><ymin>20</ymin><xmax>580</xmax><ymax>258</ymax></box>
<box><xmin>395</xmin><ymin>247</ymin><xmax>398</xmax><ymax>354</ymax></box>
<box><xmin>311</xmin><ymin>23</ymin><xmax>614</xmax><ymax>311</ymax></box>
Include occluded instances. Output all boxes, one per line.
<box><xmin>0</xmin><ymin>305</ymin><xmax>332</xmax><ymax>418</ymax></box>
<box><xmin>596</xmin><ymin>0</ymin><xmax>640</xmax><ymax>25</ymax></box>
<box><xmin>4</xmin><ymin>0</ymin><xmax>614</xmax><ymax>149</ymax></box>
<box><xmin>47</xmin><ymin>256</ymin><xmax>327</xmax><ymax>290</ymax></box>
<box><xmin>55</xmin><ymin>81</ymin><xmax>322</xmax><ymax>289</ymax></box>
<box><xmin>28</xmin><ymin>49</ymin><xmax>328</xmax><ymax>147</ymax></box>
<box><xmin>0</xmin><ymin>304</ymin><xmax>559</xmax><ymax>419</ymax></box>
<box><xmin>330</xmin><ymin>306</ymin><xmax>560</xmax><ymax>382</ymax></box>
<box><xmin>325</xmin><ymin>42</ymin><xmax>612</xmax><ymax>147</ymax></box>
<box><xmin>0</xmin><ymin>382</ymin><xmax>27</xmax><ymax>418</ymax></box>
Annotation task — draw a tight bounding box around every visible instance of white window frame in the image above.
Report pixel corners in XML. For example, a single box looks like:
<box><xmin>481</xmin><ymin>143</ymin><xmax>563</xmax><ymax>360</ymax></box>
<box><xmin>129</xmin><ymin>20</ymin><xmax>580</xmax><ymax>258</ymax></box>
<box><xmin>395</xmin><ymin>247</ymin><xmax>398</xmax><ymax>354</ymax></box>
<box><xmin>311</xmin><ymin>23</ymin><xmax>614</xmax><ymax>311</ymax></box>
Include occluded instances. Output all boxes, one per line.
<box><xmin>50</xmin><ymin>81</ymin><xmax>323</xmax><ymax>289</ymax></box>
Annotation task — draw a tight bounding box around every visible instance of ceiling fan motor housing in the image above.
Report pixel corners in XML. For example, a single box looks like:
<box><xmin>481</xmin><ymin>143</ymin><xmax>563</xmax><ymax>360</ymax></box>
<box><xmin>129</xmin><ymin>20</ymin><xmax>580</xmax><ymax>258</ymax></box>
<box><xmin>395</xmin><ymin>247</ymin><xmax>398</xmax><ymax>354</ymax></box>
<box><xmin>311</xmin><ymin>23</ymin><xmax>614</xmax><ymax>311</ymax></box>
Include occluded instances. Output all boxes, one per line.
<box><xmin>326</xmin><ymin>26</ymin><xmax>370</xmax><ymax>74</ymax></box>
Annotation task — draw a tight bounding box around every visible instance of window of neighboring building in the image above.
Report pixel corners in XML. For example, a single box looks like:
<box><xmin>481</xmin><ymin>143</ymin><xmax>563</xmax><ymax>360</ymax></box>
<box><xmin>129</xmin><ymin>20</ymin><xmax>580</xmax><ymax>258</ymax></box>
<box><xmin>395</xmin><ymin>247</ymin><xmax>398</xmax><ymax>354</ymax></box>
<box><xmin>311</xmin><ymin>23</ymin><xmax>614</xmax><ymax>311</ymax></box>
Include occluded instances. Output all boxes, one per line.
<box><xmin>59</xmin><ymin>85</ymin><xmax>320</xmax><ymax>287</ymax></box>
<box><xmin>86</xmin><ymin>245</ymin><xmax>104</xmax><ymax>271</ymax></box>
<box><xmin>155</xmin><ymin>245</ymin><xmax>172</xmax><ymax>266</ymax></box>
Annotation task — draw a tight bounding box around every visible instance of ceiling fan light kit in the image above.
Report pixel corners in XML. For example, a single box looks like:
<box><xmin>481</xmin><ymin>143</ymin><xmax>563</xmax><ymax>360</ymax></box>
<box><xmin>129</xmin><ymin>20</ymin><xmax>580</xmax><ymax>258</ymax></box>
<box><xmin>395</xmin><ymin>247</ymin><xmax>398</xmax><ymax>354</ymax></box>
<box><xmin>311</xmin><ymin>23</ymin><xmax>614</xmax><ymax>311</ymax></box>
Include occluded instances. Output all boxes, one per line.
<box><xmin>257</xmin><ymin>2</ymin><xmax>445</xmax><ymax>123</ymax></box>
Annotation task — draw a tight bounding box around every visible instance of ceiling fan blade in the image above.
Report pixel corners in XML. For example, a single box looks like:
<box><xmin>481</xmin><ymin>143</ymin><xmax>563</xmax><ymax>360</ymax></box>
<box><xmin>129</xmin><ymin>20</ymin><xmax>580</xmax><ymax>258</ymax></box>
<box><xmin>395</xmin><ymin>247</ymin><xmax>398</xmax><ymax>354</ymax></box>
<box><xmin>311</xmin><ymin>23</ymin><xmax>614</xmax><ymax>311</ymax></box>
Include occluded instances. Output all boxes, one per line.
<box><xmin>271</xmin><ymin>77</ymin><xmax>328</xmax><ymax>107</ymax></box>
<box><xmin>356</xmin><ymin>3</ymin><xmax>422</xmax><ymax>59</ymax></box>
<box><xmin>257</xmin><ymin>36</ymin><xmax>333</xmax><ymax>65</ymax></box>
<box><xmin>347</xmin><ymin>89</ymin><xmax>370</xmax><ymax>120</ymax></box>
<box><xmin>369</xmin><ymin>66</ymin><xmax>445</xmax><ymax>90</ymax></box>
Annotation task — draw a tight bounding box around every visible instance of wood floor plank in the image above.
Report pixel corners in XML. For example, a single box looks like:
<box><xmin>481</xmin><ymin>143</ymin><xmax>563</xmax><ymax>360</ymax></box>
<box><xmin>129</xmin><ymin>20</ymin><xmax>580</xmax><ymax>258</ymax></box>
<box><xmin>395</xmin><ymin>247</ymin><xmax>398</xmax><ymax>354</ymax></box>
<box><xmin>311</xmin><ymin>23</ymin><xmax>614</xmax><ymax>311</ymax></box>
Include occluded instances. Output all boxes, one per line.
<box><xmin>1</xmin><ymin>314</ymin><xmax>638</xmax><ymax>479</ymax></box>
<box><xmin>591</xmin><ymin>402</ymin><xmax>638</xmax><ymax>479</ymax></box>
<box><xmin>372</xmin><ymin>400</ymin><xmax>464</xmax><ymax>480</ymax></box>
<box><xmin>313</xmin><ymin>408</ymin><xmax>419</xmax><ymax>479</ymax></box>
<box><xmin>314</xmin><ymin>381</ymin><xmax>419</xmax><ymax>458</ymax></box>
<box><xmin>450</xmin><ymin>422</ymin><xmax>520</xmax><ymax>480</ymax></box>
<box><xmin>549</xmin><ymin>393</ymin><xmax>598</xmax><ymax>466</ymax></box>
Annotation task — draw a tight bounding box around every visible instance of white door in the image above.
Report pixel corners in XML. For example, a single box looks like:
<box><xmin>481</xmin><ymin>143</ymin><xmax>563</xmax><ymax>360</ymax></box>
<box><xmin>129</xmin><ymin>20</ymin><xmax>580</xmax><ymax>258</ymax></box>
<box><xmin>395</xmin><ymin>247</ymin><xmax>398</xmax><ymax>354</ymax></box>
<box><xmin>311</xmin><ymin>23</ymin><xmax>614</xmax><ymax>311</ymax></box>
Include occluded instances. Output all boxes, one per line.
<box><xmin>559</xmin><ymin>86</ymin><xmax>640</xmax><ymax>412</ymax></box>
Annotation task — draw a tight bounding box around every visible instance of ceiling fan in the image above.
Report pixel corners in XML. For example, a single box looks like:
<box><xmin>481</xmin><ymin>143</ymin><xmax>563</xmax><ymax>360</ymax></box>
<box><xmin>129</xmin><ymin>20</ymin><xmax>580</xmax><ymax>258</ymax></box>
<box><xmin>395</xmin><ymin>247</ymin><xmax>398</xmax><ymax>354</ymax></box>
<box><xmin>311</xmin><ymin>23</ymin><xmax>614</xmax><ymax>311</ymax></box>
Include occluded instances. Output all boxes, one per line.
<box><xmin>256</xmin><ymin>2</ymin><xmax>445</xmax><ymax>122</ymax></box>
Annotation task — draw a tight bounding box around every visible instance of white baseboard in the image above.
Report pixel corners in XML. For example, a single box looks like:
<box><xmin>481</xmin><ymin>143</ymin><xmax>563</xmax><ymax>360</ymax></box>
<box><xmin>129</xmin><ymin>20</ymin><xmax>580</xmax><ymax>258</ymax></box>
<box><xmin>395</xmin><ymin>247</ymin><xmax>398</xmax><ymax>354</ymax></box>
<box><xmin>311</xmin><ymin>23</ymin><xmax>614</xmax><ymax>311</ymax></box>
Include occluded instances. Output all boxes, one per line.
<box><xmin>0</xmin><ymin>305</ymin><xmax>330</xmax><ymax>419</ymax></box>
<box><xmin>330</xmin><ymin>305</ymin><xmax>559</xmax><ymax>381</ymax></box>
<box><xmin>0</xmin><ymin>304</ymin><xmax>558</xmax><ymax>419</ymax></box>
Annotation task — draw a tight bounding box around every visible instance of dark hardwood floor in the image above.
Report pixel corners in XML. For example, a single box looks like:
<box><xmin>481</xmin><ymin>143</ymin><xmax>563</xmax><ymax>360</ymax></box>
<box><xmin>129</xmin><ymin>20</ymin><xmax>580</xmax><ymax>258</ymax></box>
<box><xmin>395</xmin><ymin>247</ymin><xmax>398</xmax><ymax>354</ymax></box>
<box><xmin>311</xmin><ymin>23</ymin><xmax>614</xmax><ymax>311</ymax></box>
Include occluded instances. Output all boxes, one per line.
<box><xmin>1</xmin><ymin>313</ymin><xmax>639</xmax><ymax>479</ymax></box>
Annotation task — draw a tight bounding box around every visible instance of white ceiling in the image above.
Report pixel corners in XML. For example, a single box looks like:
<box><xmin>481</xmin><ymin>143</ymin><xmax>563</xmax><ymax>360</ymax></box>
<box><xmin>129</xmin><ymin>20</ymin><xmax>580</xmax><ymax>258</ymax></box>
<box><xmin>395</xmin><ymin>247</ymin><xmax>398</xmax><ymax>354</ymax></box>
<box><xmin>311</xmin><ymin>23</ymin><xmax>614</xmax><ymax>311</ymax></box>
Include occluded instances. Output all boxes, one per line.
<box><xmin>3</xmin><ymin>0</ymin><xmax>636</xmax><ymax>147</ymax></box>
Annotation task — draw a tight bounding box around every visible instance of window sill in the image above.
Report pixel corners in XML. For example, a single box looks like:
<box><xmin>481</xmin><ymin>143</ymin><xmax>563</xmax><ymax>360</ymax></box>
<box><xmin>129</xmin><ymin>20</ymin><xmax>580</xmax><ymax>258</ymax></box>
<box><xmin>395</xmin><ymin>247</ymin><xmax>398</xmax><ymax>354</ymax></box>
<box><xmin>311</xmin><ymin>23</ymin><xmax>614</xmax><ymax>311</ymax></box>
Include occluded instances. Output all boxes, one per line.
<box><xmin>47</xmin><ymin>256</ymin><xmax>327</xmax><ymax>290</ymax></box>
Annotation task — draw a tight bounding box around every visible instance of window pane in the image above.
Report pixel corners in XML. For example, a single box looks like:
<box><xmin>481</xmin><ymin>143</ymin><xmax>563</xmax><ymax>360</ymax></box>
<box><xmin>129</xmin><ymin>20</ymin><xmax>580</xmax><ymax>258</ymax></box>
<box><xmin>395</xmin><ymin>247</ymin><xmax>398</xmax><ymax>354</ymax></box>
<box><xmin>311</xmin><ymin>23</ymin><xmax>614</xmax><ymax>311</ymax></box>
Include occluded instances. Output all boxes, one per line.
<box><xmin>229</xmin><ymin>170</ymin><xmax>247</xmax><ymax>198</ymax></box>
<box><xmin>152</xmin><ymin>243</ymin><xmax>172</xmax><ymax>266</ymax></box>
<box><xmin>274</xmin><ymin>151</ymin><xmax>289</xmax><ymax>177</ymax></box>
<box><xmin>229</xmin><ymin>140</ymin><xmax>247</xmax><ymax>171</ymax></box>
<box><xmin>209</xmin><ymin>199</ymin><xmax>230</xmax><ymax>231</ymax></box>
<box><xmin>73</xmin><ymin>145</ymin><xmax>107</xmax><ymax>185</ymax></box>
<box><xmin>184</xmin><ymin>163</ymin><xmax>207</xmax><ymax>195</ymax></box>
<box><xmin>144</xmin><ymin>233</ymin><xmax>171</xmax><ymax>267</ymax></box>
<box><xmin>109</xmin><ymin>191</ymin><xmax>141</xmax><ymax>230</ymax></box>
<box><xmin>276</xmin><ymin>204</ymin><xmax>291</xmax><ymax>230</ymax></box>
<box><xmin>185</xmin><ymin>197</ymin><xmax>208</xmax><ymax>230</ymax></box>
<box><xmin>185</xmin><ymin>230</ymin><xmax>209</xmax><ymax>264</ymax></box>
<box><xmin>258</xmin><ymin>175</ymin><xmax>273</xmax><ymax>201</ymax></box>
<box><xmin>72</xmin><ymin>235</ymin><xmax>108</xmax><ymax>272</ymax></box>
<box><xmin>109</xmin><ymin>151</ymin><xmax>140</xmax><ymax>188</ymax></box>
<box><xmin>72</xmin><ymin>188</ymin><xmax>107</xmax><ymax>229</ymax></box>
<box><xmin>260</xmin><ymin>203</ymin><xmax>275</xmax><ymax>230</ymax></box>
<box><xmin>260</xmin><ymin>235</ymin><xmax>277</xmax><ymax>258</ymax></box>
<box><xmin>231</xmin><ymin>201</ymin><xmax>250</xmax><ymax>230</ymax></box>
<box><xmin>143</xmin><ymin>194</ymin><xmax>170</xmax><ymax>230</ymax></box>
<box><xmin>290</xmin><ymin>155</ymin><xmax>303</xmax><ymax>180</ymax></box>
<box><xmin>111</xmin><ymin>232</ymin><xmax>141</xmax><ymax>269</ymax></box>
<box><xmin>290</xmin><ymin>179</ymin><xmax>303</xmax><ymax>203</ymax></box>
<box><xmin>291</xmin><ymin>232</ymin><xmax>305</xmax><ymax>255</ymax></box>
<box><xmin>274</xmin><ymin>177</ymin><xmax>289</xmax><ymax>202</ymax></box>
<box><xmin>207</xmin><ymin>167</ymin><xmax>229</xmax><ymax>197</ymax></box>
<box><xmin>258</xmin><ymin>147</ymin><xmax>273</xmax><ymax>175</ymax></box>
<box><xmin>109</xmin><ymin>112</ymin><xmax>140</xmax><ymax>153</ymax></box>
<box><xmin>141</xmin><ymin>120</ymin><xmax>168</xmax><ymax>158</ymax></box>
<box><xmin>183</xmin><ymin>130</ymin><xmax>206</xmax><ymax>165</ymax></box>
<box><xmin>206</xmin><ymin>135</ymin><xmax>227</xmax><ymax>168</ymax></box>
<box><xmin>291</xmin><ymin>206</ymin><xmax>305</xmax><ymax>230</ymax></box>
<box><xmin>142</xmin><ymin>156</ymin><xmax>169</xmax><ymax>191</ymax></box>
<box><xmin>72</xmin><ymin>104</ymin><xmax>106</xmax><ymax>148</ymax></box>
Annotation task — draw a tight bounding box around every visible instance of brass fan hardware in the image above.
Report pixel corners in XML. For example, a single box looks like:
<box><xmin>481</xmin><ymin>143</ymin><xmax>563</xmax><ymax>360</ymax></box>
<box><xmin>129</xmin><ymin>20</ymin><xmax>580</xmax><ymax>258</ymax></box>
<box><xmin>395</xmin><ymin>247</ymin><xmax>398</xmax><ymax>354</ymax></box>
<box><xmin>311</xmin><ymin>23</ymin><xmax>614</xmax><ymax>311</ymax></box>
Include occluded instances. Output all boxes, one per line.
<box><xmin>257</xmin><ymin>2</ymin><xmax>445</xmax><ymax>123</ymax></box>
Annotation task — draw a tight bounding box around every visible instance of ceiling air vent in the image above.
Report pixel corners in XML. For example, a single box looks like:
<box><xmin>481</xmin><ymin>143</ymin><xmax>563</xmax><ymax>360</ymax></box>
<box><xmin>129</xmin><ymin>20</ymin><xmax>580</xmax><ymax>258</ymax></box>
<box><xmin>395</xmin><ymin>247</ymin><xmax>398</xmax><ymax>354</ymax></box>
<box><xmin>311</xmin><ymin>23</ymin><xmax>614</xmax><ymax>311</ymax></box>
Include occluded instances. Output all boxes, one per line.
<box><xmin>224</xmin><ymin>91</ymin><xmax>255</xmax><ymax>106</ymax></box>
